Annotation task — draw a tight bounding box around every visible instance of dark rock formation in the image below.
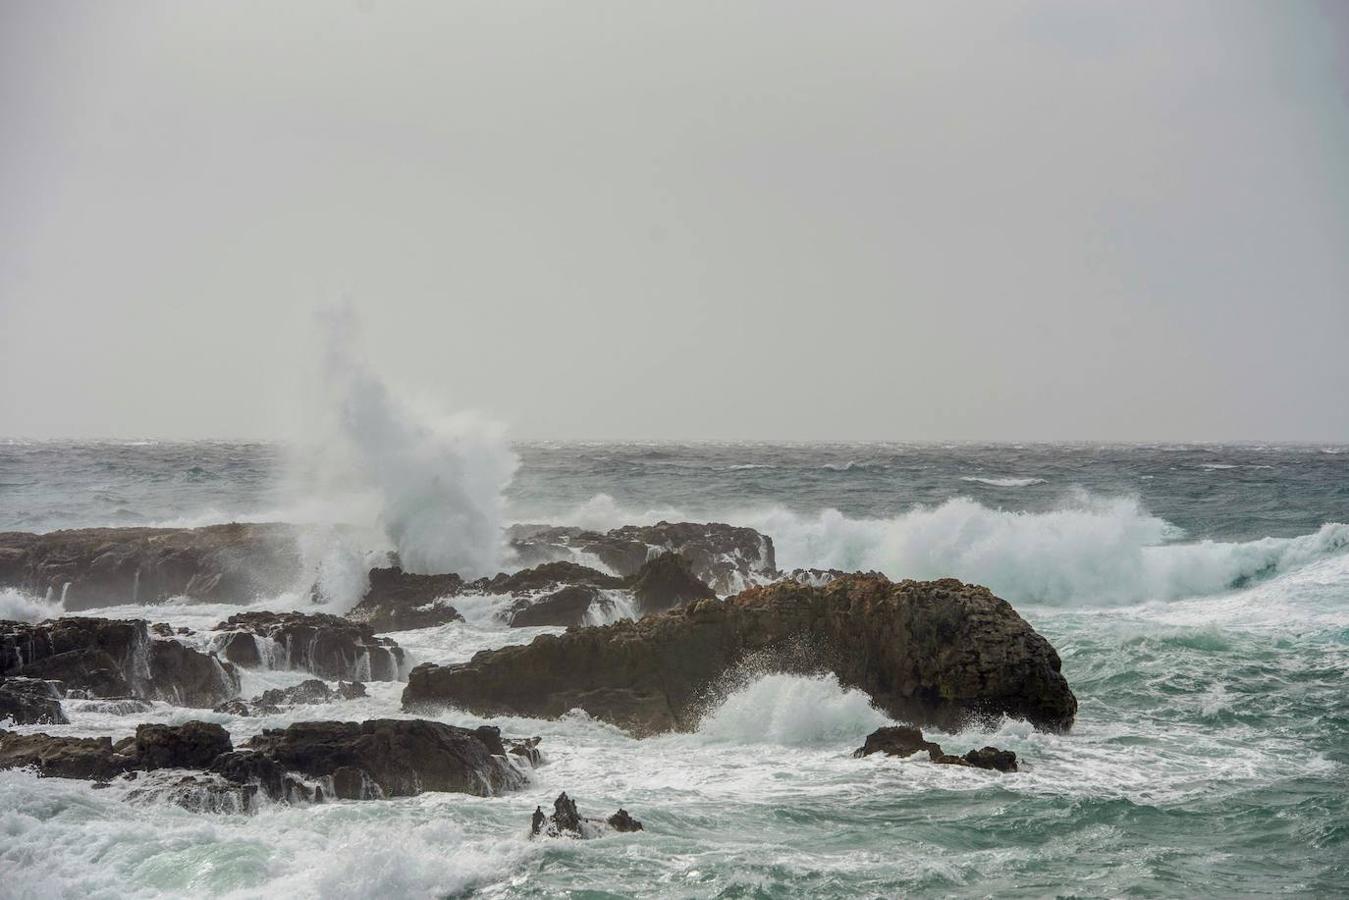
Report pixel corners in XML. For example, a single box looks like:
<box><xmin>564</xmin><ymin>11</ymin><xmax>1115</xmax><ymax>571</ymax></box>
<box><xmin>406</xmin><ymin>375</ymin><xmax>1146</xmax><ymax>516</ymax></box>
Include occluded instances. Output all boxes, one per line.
<box><xmin>212</xmin><ymin>612</ymin><xmax>404</xmax><ymax>681</ymax></box>
<box><xmin>851</xmin><ymin>725</ymin><xmax>942</xmax><ymax>760</ymax></box>
<box><xmin>0</xmin><ymin>721</ymin><xmax>234</xmax><ymax>780</ymax></box>
<box><xmin>853</xmin><ymin>725</ymin><xmax>1019</xmax><ymax>772</ymax></box>
<box><xmin>213</xmin><ymin>679</ymin><xmax>367</xmax><ymax>716</ymax></box>
<box><xmin>0</xmin><ymin>677</ymin><xmax>68</xmax><ymax>725</ymax></box>
<box><xmin>130</xmin><ymin>721</ymin><xmax>233</xmax><ymax>770</ymax></box>
<box><xmin>0</xmin><ymin>523</ymin><xmax>301</xmax><ymax>609</ymax></box>
<box><xmin>628</xmin><ymin>552</ymin><xmax>715</xmax><ymax>616</ymax></box>
<box><xmin>403</xmin><ymin>575</ymin><xmax>1076</xmax><ymax>736</ymax></box>
<box><xmin>0</xmin><ymin>618</ymin><xmax>239</xmax><ymax>708</ymax></box>
<box><xmin>530</xmin><ymin>792</ymin><xmax>643</xmax><ymax>838</ymax></box>
<box><xmin>345</xmin><ymin>568</ymin><xmax>466</xmax><ymax>632</ymax></box>
<box><xmin>507</xmin><ymin>521</ymin><xmax>775</xmax><ymax>594</ymax></box>
<box><xmin>209</xmin><ymin>719</ymin><xmax>531</xmax><ymax>800</ymax></box>
<box><xmin>505</xmin><ymin>585</ymin><xmax>605</xmax><ymax>627</ymax></box>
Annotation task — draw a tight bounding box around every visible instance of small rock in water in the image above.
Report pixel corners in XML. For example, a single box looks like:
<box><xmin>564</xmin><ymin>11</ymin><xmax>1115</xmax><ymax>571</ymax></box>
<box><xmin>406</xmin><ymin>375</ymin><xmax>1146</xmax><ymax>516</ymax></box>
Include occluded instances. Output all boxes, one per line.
<box><xmin>854</xmin><ymin>726</ymin><xmax>1018</xmax><ymax>773</ymax></box>
<box><xmin>530</xmin><ymin>791</ymin><xmax>644</xmax><ymax>838</ymax></box>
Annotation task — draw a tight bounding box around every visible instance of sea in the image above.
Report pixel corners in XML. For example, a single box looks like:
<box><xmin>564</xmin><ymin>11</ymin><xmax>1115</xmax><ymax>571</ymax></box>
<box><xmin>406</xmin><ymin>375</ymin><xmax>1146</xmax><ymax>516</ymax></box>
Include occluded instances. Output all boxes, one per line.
<box><xmin>1</xmin><ymin>440</ymin><xmax>1346</xmax><ymax>897</ymax></box>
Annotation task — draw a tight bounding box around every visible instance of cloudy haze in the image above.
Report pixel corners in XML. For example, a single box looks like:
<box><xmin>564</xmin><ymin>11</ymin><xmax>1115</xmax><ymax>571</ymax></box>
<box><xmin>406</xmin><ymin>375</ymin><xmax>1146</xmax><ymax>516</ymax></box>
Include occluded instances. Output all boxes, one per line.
<box><xmin>2</xmin><ymin>1</ymin><xmax>1347</xmax><ymax>441</ymax></box>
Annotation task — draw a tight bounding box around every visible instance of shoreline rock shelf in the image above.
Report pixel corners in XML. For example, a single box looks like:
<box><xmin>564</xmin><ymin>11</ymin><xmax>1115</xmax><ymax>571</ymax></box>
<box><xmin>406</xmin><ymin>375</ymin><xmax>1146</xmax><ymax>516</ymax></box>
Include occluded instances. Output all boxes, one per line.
<box><xmin>402</xmin><ymin>574</ymin><xmax>1077</xmax><ymax>736</ymax></box>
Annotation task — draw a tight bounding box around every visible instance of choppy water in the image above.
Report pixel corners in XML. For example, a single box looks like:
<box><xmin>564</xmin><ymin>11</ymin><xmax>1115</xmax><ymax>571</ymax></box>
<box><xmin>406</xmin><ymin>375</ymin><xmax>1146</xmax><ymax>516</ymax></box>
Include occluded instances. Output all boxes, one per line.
<box><xmin>1</xmin><ymin>441</ymin><xmax>1347</xmax><ymax>897</ymax></box>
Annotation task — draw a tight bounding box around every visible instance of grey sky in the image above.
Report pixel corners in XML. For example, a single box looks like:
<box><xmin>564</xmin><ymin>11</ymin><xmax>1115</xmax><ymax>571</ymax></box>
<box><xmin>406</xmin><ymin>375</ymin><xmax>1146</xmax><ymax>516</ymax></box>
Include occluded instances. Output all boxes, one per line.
<box><xmin>2</xmin><ymin>1</ymin><xmax>1347</xmax><ymax>442</ymax></box>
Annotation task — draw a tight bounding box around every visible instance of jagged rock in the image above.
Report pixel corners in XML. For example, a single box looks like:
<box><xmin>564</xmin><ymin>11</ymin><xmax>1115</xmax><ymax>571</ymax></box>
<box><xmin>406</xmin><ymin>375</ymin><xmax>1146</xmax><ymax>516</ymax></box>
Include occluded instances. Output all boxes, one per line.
<box><xmin>214</xmin><ymin>679</ymin><xmax>369</xmax><ymax>716</ymax></box>
<box><xmin>504</xmin><ymin>736</ymin><xmax>543</xmax><ymax>767</ymax></box>
<box><xmin>130</xmin><ymin>721</ymin><xmax>233</xmax><ymax>769</ymax></box>
<box><xmin>0</xmin><ymin>523</ymin><xmax>301</xmax><ymax>609</ymax></box>
<box><xmin>506</xmin><ymin>585</ymin><xmax>606</xmax><ymax>627</ymax></box>
<box><xmin>0</xmin><ymin>677</ymin><xmax>68</xmax><ymax>725</ymax></box>
<box><xmin>212</xmin><ymin>612</ymin><xmax>404</xmax><ymax>681</ymax></box>
<box><xmin>853</xmin><ymin>726</ymin><xmax>1019</xmax><ymax>772</ymax></box>
<box><xmin>851</xmin><ymin>725</ymin><xmax>942</xmax><ymax>759</ymax></box>
<box><xmin>403</xmin><ymin>575</ymin><xmax>1076</xmax><ymax>736</ymax></box>
<box><xmin>345</xmin><ymin>568</ymin><xmax>466</xmax><ymax>632</ymax></box>
<box><xmin>0</xmin><ymin>731</ymin><xmax>132</xmax><ymax>780</ymax></box>
<box><xmin>0</xmin><ymin>721</ymin><xmax>233</xmax><ymax>780</ymax></box>
<box><xmin>507</xmin><ymin>521</ymin><xmax>776</xmax><ymax>594</ymax></box>
<box><xmin>0</xmin><ymin>618</ymin><xmax>239</xmax><ymax>708</ymax></box>
<box><xmin>627</xmin><ymin>552</ymin><xmax>715</xmax><ymax>616</ymax></box>
<box><xmin>530</xmin><ymin>792</ymin><xmax>643</xmax><ymax>838</ymax></box>
<box><xmin>209</xmin><ymin>719</ymin><xmax>533</xmax><ymax>800</ymax></box>
<box><xmin>478</xmin><ymin>561</ymin><xmax>627</xmax><ymax>595</ymax></box>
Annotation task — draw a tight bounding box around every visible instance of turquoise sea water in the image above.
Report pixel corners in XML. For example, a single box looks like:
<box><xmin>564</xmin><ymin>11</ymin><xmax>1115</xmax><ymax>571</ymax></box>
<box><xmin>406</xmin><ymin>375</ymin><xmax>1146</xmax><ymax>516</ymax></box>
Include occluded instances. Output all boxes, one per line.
<box><xmin>1</xmin><ymin>441</ymin><xmax>1346</xmax><ymax>897</ymax></box>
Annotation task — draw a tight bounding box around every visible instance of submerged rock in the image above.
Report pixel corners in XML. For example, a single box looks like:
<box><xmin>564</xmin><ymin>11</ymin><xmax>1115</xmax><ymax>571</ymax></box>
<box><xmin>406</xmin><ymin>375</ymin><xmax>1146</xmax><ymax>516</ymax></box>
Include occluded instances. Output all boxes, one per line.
<box><xmin>853</xmin><ymin>726</ymin><xmax>1019</xmax><ymax>772</ymax></box>
<box><xmin>0</xmin><ymin>523</ymin><xmax>301</xmax><ymax>609</ymax></box>
<box><xmin>213</xmin><ymin>679</ymin><xmax>367</xmax><ymax>716</ymax></box>
<box><xmin>403</xmin><ymin>575</ymin><xmax>1076</xmax><ymax>736</ymax></box>
<box><xmin>0</xmin><ymin>618</ymin><xmax>239</xmax><ymax>708</ymax></box>
<box><xmin>530</xmin><ymin>791</ymin><xmax>644</xmax><ymax>838</ymax></box>
<box><xmin>212</xmin><ymin>612</ymin><xmax>404</xmax><ymax>681</ymax></box>
<box><xmin>507</xmin><ymin>521</ymin><xmax>776</xmax><ymax>595</ymax></box>
<box><xmin>209</xmin><ymin>719</ymin><xmax>533</xmax><ymax>800</ymax></box>
<box><xmin>0</xmin><ymin>677</ymin><xmax>68</xmax><ymax>725</ymax></box>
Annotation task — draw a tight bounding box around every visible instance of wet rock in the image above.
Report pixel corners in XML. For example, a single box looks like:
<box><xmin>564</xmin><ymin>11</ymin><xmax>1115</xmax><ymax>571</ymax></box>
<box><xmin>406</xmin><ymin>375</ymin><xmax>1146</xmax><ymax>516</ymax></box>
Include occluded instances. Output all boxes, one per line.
<box><xmin>851</xmin><ymin>725</ymin><xmax>942</xmax><ymax>759</ymax></box>
<box><xmin>0</xmin><ymin>618</ymin><xmax>239</xmax><ymax>708</ymax></box>
<box><xmin>0</xmin><ymin>523</ymin><xmax>302</xmax><ymax>610</ymax></box>
<box><xmin>477</xmin><ymin>561</ymin><xmax>626</xmax><ymax>595</ymax></box>
<box><xmin>0</xmin><ymin>721</ymin><xmax>232</xmax><ymax>780</ymax></box>
<box><xmin>210</xmin><ymin>719</ymin><xmax>533</xmax><ymax>800</ymax></box>
<box><xmin>215</xmin><ymin>679</ymin><xmax>369</xmax><ymax>716</ymax></box>
<box><xmin>505</xmin><ymin>585</ymin><xmax>606</xmax><ymax>627</ymax></box>
<box><xmin>123</xmin><ymin>771</ymin><xmax>259</xmax><ymax>813</ymax></box>
<box><xmin>131</xmin><ymin>721</ymin><xmax>233</xmax><ymax>769</ymax></box>
<box><xmin>345</xmin><ymin>568</ymin><xmax>466</xmax><ymax>632</ymax></box>
<box><xmin>0</xmin><ymin>731</ymin><xmax>131</xmax><ymax>780</ymax></box>
<box><xmin>530</xmin><ymin>792</ymin><xmax>643</xmax><ymax>838</ymax></box>
<box><xmin>212</xmin><ymin>612</ymin><xmax>404</xmax><ymax>681</ymax></box>
<box><xmin>0</xmin><ymin>677</ymin><xmax>68</xmax><ymax>725</ymax></box>
<box><xmin>853</xmin><ymin>726</ymin><xmax>1018</xmax><ymax>772</ymax></box>
<box><xmin>505</xmin><ymin>736</ymin><xmax>544</xmax><ymax>767</ymax></box>
<box><xmin>404</xmin><ymin>575</ymin><xmax>1076</xmax><ymax>736</ymax></box>
<box><xmin>507</xmin><ymin>521</ymin><xmax>776</xmax><ymax>594</ymax></box>
<box><xmin>627</xmin><ymin>551</ymin><xmax>715</xmax><ymax>616</ymax></box>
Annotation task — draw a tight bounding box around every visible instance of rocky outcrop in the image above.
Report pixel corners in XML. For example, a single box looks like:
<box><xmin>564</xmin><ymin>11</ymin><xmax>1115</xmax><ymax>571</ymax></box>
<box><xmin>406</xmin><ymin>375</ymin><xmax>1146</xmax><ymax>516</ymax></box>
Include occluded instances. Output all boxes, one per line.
<box><xmin>403</xmin><ymin>575</ymin><xmax>1076</xmax><ymax>736</ymax></box>
<box><xmin>0</xmin><ymin>721</ymin><xmax>233</xmax><ymax>780</ymax></box>
<box><xmin>344</xmin><ymin>568</ymin><xmax>466</xmax><ymax>632</ymax></box>
<box><xmin>0</xmin><ymin>618</ymin><xmax>240</xmax><ymax>708</ymax></box>
<box><xmin>0</xmin><ymin>677</ymin><xmax>68</xmax><ymax>725</ymax></box>
<box><xmin>853</xmin><ymin>725</ymin><xmax>1018</xmax><ymax>772</ymax></box>
<box><xmin>0</xmin><ymin>523</ymin><xmax>301</xmax><ymax>610</ymax></box>
<box><xmin>505</xmin><ymin>585</ymin><xmax>607</xmax><ymax>627</ymax></box>
<box><xmin>212</xmin><ymin>612</ymin><xmax>404</xmax><ymax>681</ymax></box>
<box><xmin>628</xmin><ymin>551</ymin><xmax>715</xmax><ymax>616</ymax></box>
<box><xmin>530</xmin><ymin>792</ymin><xmax>644</xmax><ymax>839</ymax></box>
<box><xmin>2</xmin><ymin>718</ymin><xmax>539</xmax><ymax>807</ymax></box>
<box><xmin>507</xmin><ymin>521</ymin><xmax>776</xmax><ymax>594</ymax></box>
<box><xmin>209</xmin><ymin>719</ymin><xmax>532</xmax><ymax>800</ymax></box>
<box><xmin>213</xmin><ymin>679</ymin><xmax>366</xmax><ymax>716</ymax></box>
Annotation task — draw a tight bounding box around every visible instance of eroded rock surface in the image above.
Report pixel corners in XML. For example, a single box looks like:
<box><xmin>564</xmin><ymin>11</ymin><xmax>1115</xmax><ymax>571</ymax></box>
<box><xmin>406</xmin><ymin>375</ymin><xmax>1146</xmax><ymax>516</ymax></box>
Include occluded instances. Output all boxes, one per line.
<box><xmin>530</xmin><ymin>791</ymin><xmax>644</xmax><ymax>839</ymax></box>
<box><xmin>0</xmin><ymin>721</ymin><xmax>233</xmax><ymax>780</ymax></box>
<box><xmin>0</xmin><ymin>523</ymin><xmax>301</xmax><ymax>609</ymax></box>
<box><xmin>345</xmin><ymin>568</ymin><xmax>466</xmax><ymax>632</ymax></box>
<box><xmin>0</xmin><ymin>618</ymin><xmax>239</xmax><ymax>708</ymax></box>
<box><xmin>0</xmin><ymin>677</ymin><xmax>68</xmax><ymax>725</ymax></box>
<box><xmin>403</xmin><ymin>575</ymin><xmax>1076</xmax><ymax>736</ymax></box>
<box><xmin>212</xmin><ymin>612</ymin><xmax>404</xmax><ymax>681</ymax></box>
<box><xmin>853</xmin><ymin>725</ymin><xmax>1019</xmax><ymax>772</ymax></box>
<box><xmin>507</xmin><ymin>521</ymin><xmax>775</xmax><ymax>594</ymax></box>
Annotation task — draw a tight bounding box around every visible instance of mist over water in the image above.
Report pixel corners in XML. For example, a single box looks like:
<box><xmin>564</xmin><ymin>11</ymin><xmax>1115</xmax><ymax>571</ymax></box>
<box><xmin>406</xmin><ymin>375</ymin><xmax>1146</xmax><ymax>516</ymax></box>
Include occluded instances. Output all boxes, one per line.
<box><xmin>304</xmin><ymin>306</ymin><xmax>518</xmax><ymax>578</ymax></box>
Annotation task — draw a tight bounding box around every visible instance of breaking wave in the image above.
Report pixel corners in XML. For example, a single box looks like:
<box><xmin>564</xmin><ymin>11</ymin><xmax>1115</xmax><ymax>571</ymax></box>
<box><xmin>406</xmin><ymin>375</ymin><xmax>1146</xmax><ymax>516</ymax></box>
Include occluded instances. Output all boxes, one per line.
<box><xmin>959</xmin><ymin>476</ymin><xmax>1046</xmax><ymax>487</ymax></box>
<box><xmin>551</xmin><ymin>492</ymin><xmax>1349</xmax><ymax>607</ymax></box>
<box><xmin>696</xmin><ymin>673</ymin><xmax>890</xmax><ymax>746</ymax></box>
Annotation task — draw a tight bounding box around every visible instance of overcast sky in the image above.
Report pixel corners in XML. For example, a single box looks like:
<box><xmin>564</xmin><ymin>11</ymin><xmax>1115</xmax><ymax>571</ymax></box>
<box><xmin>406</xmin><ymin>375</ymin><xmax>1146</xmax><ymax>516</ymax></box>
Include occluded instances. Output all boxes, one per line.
<box><xmin>2</xmin><ymin>1</ymin><xmax>1347</xmax><ymax>441</ymax></box>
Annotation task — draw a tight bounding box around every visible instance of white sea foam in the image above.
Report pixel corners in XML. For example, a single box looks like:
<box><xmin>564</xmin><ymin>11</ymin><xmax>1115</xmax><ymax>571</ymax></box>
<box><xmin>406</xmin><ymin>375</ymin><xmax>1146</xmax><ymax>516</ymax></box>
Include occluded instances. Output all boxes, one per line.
<box><xmin>695</xmin><ymin>674</ymin><xmax>891</xmax><ymax>746</ymax></box>
<box><xmin>0</xmin><ymin>587</ymin><xmax>63</xmax><ymax>623</ymax></box>
<box><xmin>300</xmin><ymin>305</ymin><xmax>519</xmax><ymax>578</ymax></box>
<box><xmin>959</xmin><ymin>476</ymin><xmax>1047</xmax><ymax>487</ymax></box>
<box><xmin>548</xmin><ymin>491</ymin><xmax>1349</xmax><ymax>606</ymax></box>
